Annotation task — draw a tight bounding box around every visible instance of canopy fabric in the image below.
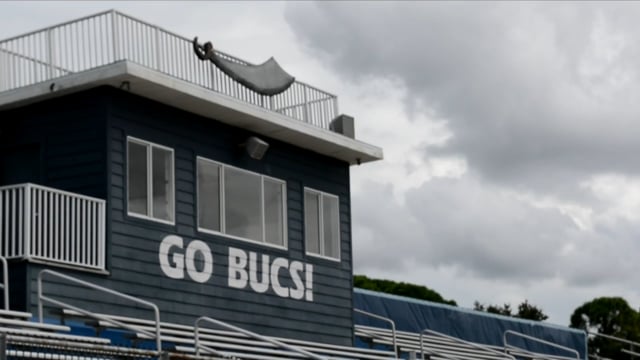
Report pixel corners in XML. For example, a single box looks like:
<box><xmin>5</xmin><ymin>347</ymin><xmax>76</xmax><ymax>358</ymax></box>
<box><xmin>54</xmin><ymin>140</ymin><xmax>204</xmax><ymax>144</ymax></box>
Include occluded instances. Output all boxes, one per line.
<box><xmin>211</xmin><ymin>56</ymin><xmax>295</xmax><ymax>96</ymax></box>
<box><xmin>193</xmin><ymin>38</ymin><xmax>295</xmax><ymax>96</ymax></box>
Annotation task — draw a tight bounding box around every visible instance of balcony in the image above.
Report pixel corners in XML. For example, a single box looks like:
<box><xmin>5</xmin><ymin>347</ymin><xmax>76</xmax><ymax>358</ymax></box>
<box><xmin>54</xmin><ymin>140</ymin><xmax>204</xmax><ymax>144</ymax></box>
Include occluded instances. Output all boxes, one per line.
<box><xmin>0</xmin><ymin>184</ymin><xmax>106</xmax><ymax>271</ymax></box>
<box><xmin>0</xmin><ymin>10</ymin><xmax>338</xmax><ymax>130</ymax></box>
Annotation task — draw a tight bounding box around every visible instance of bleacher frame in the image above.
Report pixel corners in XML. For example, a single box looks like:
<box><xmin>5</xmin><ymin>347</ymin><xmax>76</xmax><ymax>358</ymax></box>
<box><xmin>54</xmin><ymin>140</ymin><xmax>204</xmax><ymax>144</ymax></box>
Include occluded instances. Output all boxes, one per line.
<box><xmin>0</xmin><ymin>258</ymin><xmax>587</xmax><ymax>360</ymax></box>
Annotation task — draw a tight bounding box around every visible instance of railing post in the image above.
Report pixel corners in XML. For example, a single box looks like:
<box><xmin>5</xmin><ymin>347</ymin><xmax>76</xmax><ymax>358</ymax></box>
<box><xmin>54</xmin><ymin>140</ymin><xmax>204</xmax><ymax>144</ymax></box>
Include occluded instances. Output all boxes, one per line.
<box><xmin>98</xmin><ymin>201</ymin><xmax>105</xmax><ymax>270</ymax></box>
<box><xmin>111</xmin><ymin>10</ymin><xmax>119</xmax><ymax>62</ymax></box>
<box><xmin>155</xmin><ymin>26</ymin><xmax>162</xmax><ymax>72</ymax></box>
<box><xmin>303</xmin><ymin>86</ymin><xmax>310</xmax><ymax>123</ymax></box>
<box><xmin>23</xmin><ymin>185</ymin><xmax>31</xmax><ymax>260</ymax></box>
<box><xmin>0</xmin><ymin>332</ymin><xmax>6</xmax><ymax>360</ymax></box>
<box><xmin>0</xmin><ymin>258</ymin><xmax>8</xmax><ymax>311</ymax></box>
<box><xmin>0</xmin><ymin>49</ymin><xmax>5</xmax><ymax>92</ymax></box>
<box><xmin>37</xmin><ymin>270</ymin><xmax>43</xmax><ymax>323</ymax></box>
<box><xmin>47</xmin><ymin>29</ymin><xmax>54</xmax><ymax>79</ymax></box>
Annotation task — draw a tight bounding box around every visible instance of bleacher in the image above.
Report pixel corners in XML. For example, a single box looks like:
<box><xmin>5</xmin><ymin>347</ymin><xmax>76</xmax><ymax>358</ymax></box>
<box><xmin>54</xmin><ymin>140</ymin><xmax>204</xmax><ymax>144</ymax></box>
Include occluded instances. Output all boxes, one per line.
<box><xmin>354</xmin><ymin>324</ymin><xmax>580</xmax><ymax>360</ymax></box>
<box><xmin>0</xmin><ymin>265</ymin><xmax>586</xmax><ymax>360</ymax></box>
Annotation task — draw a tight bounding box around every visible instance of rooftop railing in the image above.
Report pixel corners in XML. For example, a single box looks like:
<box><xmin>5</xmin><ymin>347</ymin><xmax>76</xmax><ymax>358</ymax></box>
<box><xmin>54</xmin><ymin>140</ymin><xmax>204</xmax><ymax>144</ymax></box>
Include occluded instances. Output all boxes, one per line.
<box><xmin>0</xmin><ymin>10</ymin><xmax>338</xmax><ymax>130</ymax></box>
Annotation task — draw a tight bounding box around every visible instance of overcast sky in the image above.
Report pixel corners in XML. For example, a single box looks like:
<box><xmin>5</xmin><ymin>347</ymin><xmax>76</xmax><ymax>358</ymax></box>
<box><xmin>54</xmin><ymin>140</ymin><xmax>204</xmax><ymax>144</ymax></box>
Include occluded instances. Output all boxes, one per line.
<box><xmin>2</xmin><ymin>1</ymin><xmax>640</xmax><ymax>327</ymax></box>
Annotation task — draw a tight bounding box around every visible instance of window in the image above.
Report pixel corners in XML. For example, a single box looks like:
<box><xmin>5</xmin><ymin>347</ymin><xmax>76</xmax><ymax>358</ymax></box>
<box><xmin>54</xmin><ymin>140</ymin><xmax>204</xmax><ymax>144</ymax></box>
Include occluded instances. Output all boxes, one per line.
<box><xmin>197</xmin><ymin>157</ymin><xmax>286</xmax><ymax>248</ymax></box>
<box><xmin>127</xmin><ymin>137</ymin><xmax>174</xmax><ymax>223</ymax></box>
<box><xmin>304</xmin><ymin>188</ymin><xmax>340</xmax><ymax>260</ymax></box>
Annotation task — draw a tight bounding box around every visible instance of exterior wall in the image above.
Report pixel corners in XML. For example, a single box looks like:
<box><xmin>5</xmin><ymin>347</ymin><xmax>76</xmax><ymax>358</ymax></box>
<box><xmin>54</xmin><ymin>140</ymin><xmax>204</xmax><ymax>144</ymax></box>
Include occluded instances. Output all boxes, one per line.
<box><xmin>0</xmin><ymin>89</ymin><xmax>108</xmax><ymax>312</ymax></box>
<box><xmin>17</xmin><ymin>87</ymin><xmax>353</xmax><ymax>346</ymax></box>
<box><xmin>0</xmin><ymin>90</ymin><xmax>108</xmax><ymax>197</ymax></box>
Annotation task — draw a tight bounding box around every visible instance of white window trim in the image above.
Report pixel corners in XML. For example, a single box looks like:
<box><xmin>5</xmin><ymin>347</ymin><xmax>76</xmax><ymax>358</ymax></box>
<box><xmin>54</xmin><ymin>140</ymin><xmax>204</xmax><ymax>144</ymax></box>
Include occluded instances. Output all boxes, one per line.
<box><xmin>126</xmin><ymin>136</ymin><xmax>175</xmax><ymax>225</ymax></box>
<box><xmin>304</xmin><ymin>187</ymin><xmax>341</xmax><ymax>262</ymax></box>
<box><xmin>196</xmin><ymin>156</ymin><xmax>288</xmax><ymax>250</ymax></box>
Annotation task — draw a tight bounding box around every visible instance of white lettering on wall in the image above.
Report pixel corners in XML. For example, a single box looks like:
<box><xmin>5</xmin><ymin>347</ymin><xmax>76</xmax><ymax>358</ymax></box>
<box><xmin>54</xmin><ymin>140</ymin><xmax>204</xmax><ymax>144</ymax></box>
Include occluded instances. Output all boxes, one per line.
<box><xmin>228</xmin><ymin>247</ymin><xmax>314</xmax><ymax>302</ymax></box>
<box><xmin>159</xmin><ymin>235</ymin><xmax>213</xmax><ymax>283</ymax></box>
<box><xmin>159</xmin><ymin>235</ymin><xmax>185</xmax><ymax>279</ymax></box>
<box><xmin>185</xmin><ymin>240</ymin><xmax>213</xmax><ymax>283</ymax></box>
<box><xmin>228</xmin><ymin>247</ymin><xmax>248</xmax><ymax>289</ymax></box>
<box><xmin>159</xmin><ymin>236</ymin><xmax>315</xmax><ymax>302</ymax></box>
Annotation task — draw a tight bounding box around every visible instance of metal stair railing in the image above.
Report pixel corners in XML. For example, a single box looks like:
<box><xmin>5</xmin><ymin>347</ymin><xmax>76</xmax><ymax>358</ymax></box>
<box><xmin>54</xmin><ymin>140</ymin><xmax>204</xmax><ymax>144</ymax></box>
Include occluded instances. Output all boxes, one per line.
<box><xmin>354</xmin><ymin>308</ymin><xmax>398</xmax><ymax>356</ymax></box>
<box><xmin>37</xmin><ymin>269</ymin><xmax>162</xmax><ymax>354</ymax></box>
<box><xmin>0</xmin><ymin>257</ymin><xmax>8</xmax><ymax>310</ymax></box>
<box><xmin>420</xmin><ymin>328</ymin><xmax>517</xmax><ymax>360</ymax></box>
<box><xmin>504</xmin><ymin>330</ymin><xmax>580</xmax><ymax>360</ymax></box>
<box><xmin>194</xmin><ymin>315</ymin><xmax>327</xmax><ymax>360</ymax></box>
<box><xmin>587</xmin><ymin>331</ymin><xmax>640</xmax><ymax>359</ymax></box>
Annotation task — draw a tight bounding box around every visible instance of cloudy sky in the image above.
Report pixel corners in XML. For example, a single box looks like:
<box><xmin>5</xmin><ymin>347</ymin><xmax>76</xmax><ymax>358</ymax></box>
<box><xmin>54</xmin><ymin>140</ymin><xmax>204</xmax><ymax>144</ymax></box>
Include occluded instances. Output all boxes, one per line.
<box><xmin>3</xmin><ymin>1</ymin><xmax>640</xmax><ymax>326</ymax></box>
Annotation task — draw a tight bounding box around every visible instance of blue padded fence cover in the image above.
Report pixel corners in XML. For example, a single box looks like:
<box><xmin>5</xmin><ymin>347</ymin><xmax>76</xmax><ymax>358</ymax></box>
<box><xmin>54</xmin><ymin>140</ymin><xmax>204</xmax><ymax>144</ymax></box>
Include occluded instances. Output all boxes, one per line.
<box><xmin>354</xmin><ymin>288</ymin><xmax>587</xmax><ymax>359</ymax></box>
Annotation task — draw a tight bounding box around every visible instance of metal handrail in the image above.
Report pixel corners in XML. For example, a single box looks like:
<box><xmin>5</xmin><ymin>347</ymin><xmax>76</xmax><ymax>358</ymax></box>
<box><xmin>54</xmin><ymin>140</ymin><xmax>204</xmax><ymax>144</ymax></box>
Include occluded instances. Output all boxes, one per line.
<box><xmin>420</xmin><ymin>328</ymin><xmax>517</xmax><ymax>360</ymax></box>
<box><xmin>0</xmin><ymin>48</ymin><xmax>73</xmax><ymax>75</ymax></box>
<box><xmin>622</xmin><ymin>348</ymin><xmax>640</xmax><ymax>357</ymax></box>
<box><xmin>195</xmin><ymin>316</ymin><xmax>327</xmax><ymax>360</ymax></box>
<box><xmin>354</xmin><ymin>308</ymin><xmax>398</xmax><ymax>355</ymax></box>
<box><xmin>588</xmin><ymin>331</ymin><xmax>640</xmax><ymax>360</ymax></box>
<box><xmin>37</xmin><ymin>269</ymin><xmax>162</xmax><ymax>354</ymax></box>
<box><xmin>504</xmin><ymin>330</ymin><xmax>580</xmax><ymax>360</ymax></box>
<box><xmin>0</xmin><ymin>257</ymin><xmax>8</xmax><ymax>310</ymax></box>
<box><xmin>588</xmin><ymin>331</ymin><xmax>640</xmax><ymax>348</ymax></box>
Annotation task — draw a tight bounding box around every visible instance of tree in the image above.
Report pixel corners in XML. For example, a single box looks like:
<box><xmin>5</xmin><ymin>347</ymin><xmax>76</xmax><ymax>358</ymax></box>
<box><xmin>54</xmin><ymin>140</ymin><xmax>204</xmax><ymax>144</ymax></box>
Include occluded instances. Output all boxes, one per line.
<box><xmin>474</xmin><ymin>301</ymin><xmax>512</xmax><ymax>316</ymax></box>
<box><xmin>474</xmin><ymin>300</ymin><xmax>548</xmax><ymax>321</ymax></box>
<box><xmin>570</xmin><ymin>297</ymin><xmax>640</xmax><ymax>359</ymax></box>
<box><xmin>353</xmin><ymin>275</ymin><xmax>457</xmax><ymax>306</ymax></box>
<box><xmin>517</xmin><ymin>300</ymin><xmax>548</xmax><ymax>321</ymax></box>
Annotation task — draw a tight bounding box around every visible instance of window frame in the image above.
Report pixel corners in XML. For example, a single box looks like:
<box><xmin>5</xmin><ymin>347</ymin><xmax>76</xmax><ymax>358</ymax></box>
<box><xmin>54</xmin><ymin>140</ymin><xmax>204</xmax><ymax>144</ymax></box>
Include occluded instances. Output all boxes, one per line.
<box><xmin>304</xmin><ymin>187</ymin><xmax>341</xmax><ymax>262</ymax></box>
<box><xmin>126</xmin><ymin>136</ymin><xmax>175</xmax><ymax>225</ymax></box>
<box><xmin>196</xmin><ymin>156</ymin><xmax>288</xmax><ymax>250</ymax></box>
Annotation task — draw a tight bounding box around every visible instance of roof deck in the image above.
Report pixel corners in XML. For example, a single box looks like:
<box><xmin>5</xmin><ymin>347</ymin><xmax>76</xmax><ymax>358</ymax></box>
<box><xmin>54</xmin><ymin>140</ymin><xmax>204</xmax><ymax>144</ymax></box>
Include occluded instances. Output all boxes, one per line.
<box><xmin>0</xmin><ymin>10</ymin><xmax>382</xmax><ymax>164</ymax></box>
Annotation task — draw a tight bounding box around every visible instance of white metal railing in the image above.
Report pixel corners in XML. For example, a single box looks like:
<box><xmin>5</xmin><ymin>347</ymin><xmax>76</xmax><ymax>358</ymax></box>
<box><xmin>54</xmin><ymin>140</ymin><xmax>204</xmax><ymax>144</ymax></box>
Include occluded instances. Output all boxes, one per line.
<box><xmin>504</xmin><ymin>330</ymin><xmax>580</xmax><ymax>360</ymax></box>
<box><xmin>0</xmin><ymin>10</ymin><xmax>339</xmax><ymax>130</ymax></box>
<box><xmin>0</xmin><ymin>183</ymin><xmax>105</xmax><ymax>270</ymax></box>
<box><xmin>0</xmin><ymin>257</ymin><xmax>8</xmax><ymax>310</ymax></box>
<box><xmin>38</xmin><ymin>269</ymin><xmax>162</xmax><ymax>354</ymax></box>
<box><xmin>587</xmin><ymin>331</ymin><xmax>639</xmax><ymax>360</ymax></box>
<box><xmin>194</xmin><ymin>316</ymin><xmax>326</xmax><ymax>360</ymax></box>
<box><xmin>353</xmin><ymin>308</ymin><xmax>398</xmax><ymax>356</ymax></box>
<box><xmin>420</xmin><ymin>328</ymin><xmax>517</xmax><ymax>360</ymax></box>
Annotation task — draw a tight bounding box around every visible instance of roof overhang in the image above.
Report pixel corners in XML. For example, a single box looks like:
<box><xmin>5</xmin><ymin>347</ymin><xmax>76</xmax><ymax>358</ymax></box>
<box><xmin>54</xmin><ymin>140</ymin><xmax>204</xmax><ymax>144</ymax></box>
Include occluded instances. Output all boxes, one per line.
<box><xmin>0</xmin><ymin>61</ymin><xmax>383</xmax><ymax>165</ymax></box>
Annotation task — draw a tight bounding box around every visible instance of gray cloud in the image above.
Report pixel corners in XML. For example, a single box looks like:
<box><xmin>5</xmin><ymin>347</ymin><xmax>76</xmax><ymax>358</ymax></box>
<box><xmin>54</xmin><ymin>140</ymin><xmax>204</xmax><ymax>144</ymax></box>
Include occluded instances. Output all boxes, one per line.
<box><xmin>352</xmin><ymin>176</ymin><xmax>640</xmax><ymax>288</ymax></box>
<box><xmin>286</xmin><ymin>2</ymin><xmax>640</xmax><ymax>191</ymax></box>
<box><xmin>353</xmin><ymin>178</ymin><xmax>568</xmax><ymax>281</ymax></box>
<box><xmin>284</xmin><ymin>2</ymin><xmax>640</xmax><ymax>317</ymax></box>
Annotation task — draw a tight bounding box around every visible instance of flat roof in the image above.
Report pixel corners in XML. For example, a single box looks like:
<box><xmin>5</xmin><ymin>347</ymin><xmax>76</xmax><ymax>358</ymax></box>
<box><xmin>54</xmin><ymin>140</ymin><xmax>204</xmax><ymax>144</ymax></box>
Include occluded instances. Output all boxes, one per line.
<box><xmin>0</xmin><ymin>61</ymin><xmax>383</xmax><ymax>165</ymax></box>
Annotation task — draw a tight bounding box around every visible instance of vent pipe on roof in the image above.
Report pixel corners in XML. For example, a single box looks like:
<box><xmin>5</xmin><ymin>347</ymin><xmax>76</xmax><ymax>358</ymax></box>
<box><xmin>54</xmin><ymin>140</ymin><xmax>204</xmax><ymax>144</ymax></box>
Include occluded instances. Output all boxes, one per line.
<box><xmin>330</xmin><ymin>114</ymin><xmax>355</xmax><ymax>139</ymax></box>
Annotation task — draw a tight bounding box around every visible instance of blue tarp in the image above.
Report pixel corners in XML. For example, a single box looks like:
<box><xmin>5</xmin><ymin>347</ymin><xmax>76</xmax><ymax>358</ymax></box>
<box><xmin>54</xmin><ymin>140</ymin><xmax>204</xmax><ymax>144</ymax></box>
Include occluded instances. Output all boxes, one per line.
<box><xmin>354</xmin><ymin>288</ymin><xmax>587</xmax><ymax>359</ymax></box>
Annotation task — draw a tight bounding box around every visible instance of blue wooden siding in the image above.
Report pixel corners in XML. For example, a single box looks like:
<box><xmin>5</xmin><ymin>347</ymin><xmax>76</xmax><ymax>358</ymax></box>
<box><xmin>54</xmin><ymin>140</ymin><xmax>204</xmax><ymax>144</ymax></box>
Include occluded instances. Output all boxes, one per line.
<box><xmin>5</xmin><ymin>87</ymin><xmax>354</xmax><ymax>346</ymax></box>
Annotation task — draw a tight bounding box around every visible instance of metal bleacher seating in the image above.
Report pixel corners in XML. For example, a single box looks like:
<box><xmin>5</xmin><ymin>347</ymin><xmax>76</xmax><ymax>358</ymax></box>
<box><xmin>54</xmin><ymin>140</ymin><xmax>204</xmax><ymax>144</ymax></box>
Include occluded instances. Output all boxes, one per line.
<box><xmin>355</xmin><ymin>324</ymin><xmax>579</xmax><ymax>360</ymax></box>
<box><xmin>60</xmin><ymin>309</ymin><xmax>398</xmax><ymax>360</ymax></box>
<box><xmin>356</xmin><ymin>324</ymin><xmax>512</xmax><ymax>360</ymax></box>
<box><xmin>0</xmin><ymin>263</ymin><xmax>583</xmax><ymax>360</ymax></box>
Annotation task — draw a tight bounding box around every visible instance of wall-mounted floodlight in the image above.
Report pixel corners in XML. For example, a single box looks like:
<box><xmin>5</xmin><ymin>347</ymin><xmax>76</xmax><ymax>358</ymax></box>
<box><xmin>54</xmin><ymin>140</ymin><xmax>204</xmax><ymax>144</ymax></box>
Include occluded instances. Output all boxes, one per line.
<box><xmin>242</xmin><ymin>136</ymin><xmax>269</xmax><ymax>160</ymax></box>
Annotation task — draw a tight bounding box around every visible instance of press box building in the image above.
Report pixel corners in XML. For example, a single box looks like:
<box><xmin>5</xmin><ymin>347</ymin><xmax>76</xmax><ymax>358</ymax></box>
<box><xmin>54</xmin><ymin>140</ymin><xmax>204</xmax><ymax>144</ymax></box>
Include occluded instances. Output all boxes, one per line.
<box><xmin>0</xmin><ymin>9</ymin><xmax>381</xmax><ymax>346</ymax></box>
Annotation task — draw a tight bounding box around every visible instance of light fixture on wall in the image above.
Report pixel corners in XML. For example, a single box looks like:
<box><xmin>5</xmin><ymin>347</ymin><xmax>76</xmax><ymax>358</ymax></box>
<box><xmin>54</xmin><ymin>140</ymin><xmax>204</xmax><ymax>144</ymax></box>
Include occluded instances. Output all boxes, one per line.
<box><xmin>241</xmin><ymin>136</ymin><xmax>269</xmax><ymax>160</ymax></box>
